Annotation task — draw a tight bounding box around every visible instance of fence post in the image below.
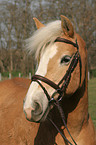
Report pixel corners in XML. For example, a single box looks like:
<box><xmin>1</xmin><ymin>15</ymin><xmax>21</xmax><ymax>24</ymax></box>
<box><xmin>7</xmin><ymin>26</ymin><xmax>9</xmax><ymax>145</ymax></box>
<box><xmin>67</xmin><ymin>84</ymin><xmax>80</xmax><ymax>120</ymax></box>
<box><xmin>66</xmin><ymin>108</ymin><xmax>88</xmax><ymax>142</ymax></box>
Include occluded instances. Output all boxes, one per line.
<box><xmin>9</xmin><ymin>73</ymin><xmax>11</xmax><ymax>79</ymax></box>
<box><xmin>19</xmin><ymin>73</ymin><xmax>21</xmax><ymax>78</ymax></box>
<box><xmin>0</xmin><ymin>73</ymin><xmax>1</xmax><ymax>81</ymax></box>
<box><xmin>29</xmin><ymin>73</ymin><xmax>31</xmax><ymax>79</ymax></box>
<box><xmin>88</xmin><ymin>71</ymin><xmax>90</xmax><ymax>80</ymax></box>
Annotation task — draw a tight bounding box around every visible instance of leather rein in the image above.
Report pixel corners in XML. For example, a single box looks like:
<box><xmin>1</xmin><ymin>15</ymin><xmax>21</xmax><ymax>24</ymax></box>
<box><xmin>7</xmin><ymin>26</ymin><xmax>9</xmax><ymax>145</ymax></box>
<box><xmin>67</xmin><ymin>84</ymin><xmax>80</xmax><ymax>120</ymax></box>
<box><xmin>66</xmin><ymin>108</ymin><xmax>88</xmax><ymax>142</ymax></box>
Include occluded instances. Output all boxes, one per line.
<box><xmin>31</xmin><ymin>37</ymin><xmax>82</xmax><ymax>145</ymax></box>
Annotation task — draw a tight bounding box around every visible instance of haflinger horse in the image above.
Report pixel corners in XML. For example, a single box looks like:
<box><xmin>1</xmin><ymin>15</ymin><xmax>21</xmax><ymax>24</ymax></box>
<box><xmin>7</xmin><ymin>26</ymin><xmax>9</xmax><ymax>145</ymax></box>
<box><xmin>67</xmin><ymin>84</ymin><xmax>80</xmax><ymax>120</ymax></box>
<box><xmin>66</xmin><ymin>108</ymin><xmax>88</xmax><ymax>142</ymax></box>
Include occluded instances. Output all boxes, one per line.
<box><xmin>0</xmin><ymin>15</ymin><xmax>95</xmax><ymax>145</ymax></box>
<box><xmin>23</xmin><ymin>15</ymin><xmax>96</xmax><ymax>145</ymax></box>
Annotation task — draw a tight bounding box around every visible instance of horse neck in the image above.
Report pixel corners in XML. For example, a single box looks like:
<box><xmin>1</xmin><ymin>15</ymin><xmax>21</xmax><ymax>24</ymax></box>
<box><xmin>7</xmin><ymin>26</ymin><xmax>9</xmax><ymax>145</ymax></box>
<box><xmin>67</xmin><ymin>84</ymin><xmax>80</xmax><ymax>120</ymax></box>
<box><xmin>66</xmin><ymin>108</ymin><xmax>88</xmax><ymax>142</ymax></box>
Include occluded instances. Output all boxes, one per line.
<box><xmin>50</xmin><ymin>70</ymin><xmax>88</xmax><ymax>136</ymax></box>
<box><xmin>61</xmin><ymin>71</ymin><xmax>88</xmax><ymax>135</ymax></box>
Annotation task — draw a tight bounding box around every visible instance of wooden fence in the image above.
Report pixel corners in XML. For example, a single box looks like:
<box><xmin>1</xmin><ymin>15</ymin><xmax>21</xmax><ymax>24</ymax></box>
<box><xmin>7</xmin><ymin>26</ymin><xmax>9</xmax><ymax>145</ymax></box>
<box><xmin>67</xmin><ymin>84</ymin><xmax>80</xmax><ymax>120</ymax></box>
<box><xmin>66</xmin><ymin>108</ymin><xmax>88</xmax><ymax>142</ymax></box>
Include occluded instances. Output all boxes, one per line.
<box><xmin>0</xmin><ymin>72</ymin><xmax>32</xmax><ymax>81</ymax></box>
<box><xmin>0</xmin><ymin>72</ymin><xmax>90</xmax><ymax>81</ymax></box>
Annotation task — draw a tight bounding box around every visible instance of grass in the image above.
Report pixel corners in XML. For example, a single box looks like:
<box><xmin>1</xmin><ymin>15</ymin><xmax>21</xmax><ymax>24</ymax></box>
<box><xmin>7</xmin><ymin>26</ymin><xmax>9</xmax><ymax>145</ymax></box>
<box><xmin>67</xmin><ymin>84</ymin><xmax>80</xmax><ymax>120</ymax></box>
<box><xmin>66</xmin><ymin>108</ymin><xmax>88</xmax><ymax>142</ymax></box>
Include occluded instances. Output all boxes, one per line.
<box><xmin>0</xmin><ymin>71</ymin><xmax>31</xmax><ymax>81</ymax></box>
<box><xmin>88</xmin><ymin>78</ymin><xmax>96</xmax><ymax>128</ymax></box>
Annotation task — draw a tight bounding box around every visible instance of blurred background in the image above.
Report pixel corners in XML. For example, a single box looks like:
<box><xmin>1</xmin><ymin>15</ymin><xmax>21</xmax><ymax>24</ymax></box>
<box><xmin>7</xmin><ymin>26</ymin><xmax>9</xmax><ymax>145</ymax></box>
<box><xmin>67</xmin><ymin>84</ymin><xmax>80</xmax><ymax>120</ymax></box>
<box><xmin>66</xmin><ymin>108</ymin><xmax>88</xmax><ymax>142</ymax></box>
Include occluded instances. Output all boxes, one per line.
<box><xmin>0</xmin><ymin>0</ymin><xmax>96</xmax><ymax>79</ymax></box>
<box><xmin>0</xmin><ymin>0</ymin><xmax>96</xmax><ymax>127</ymax></box>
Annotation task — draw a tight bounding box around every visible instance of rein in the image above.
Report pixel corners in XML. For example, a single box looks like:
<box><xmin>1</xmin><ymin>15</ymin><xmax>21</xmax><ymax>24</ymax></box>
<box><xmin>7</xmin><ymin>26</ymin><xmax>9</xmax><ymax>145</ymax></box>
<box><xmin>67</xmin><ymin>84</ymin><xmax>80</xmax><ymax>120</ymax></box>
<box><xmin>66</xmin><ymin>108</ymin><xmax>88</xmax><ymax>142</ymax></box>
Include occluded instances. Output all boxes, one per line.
<box><xmin>31</xmin><ymin>37</ymin><xmax>81</xmax><ymax>145</ymax></box>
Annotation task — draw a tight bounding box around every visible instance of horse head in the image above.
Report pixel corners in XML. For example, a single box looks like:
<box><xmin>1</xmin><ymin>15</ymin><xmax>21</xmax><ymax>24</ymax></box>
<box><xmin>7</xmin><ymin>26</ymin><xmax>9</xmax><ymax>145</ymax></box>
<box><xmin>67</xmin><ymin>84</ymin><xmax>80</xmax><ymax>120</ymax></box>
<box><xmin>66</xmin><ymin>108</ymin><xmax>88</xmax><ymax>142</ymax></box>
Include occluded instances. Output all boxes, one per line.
<box><xmin>23</xmin><ymin>15</ymin><xmax>87</xmax><ymax>123</ymax></box>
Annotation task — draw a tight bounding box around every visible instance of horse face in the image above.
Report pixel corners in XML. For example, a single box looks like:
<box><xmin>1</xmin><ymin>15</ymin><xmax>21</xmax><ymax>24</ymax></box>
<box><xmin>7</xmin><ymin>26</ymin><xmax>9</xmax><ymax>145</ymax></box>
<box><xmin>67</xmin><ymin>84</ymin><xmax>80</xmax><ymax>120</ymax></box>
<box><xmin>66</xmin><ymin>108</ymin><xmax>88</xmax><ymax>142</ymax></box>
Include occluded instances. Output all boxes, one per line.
<box><xmin>23</xmin><ymin>39</ymin><xmax>80</xmax><ymax>122</ymax></box>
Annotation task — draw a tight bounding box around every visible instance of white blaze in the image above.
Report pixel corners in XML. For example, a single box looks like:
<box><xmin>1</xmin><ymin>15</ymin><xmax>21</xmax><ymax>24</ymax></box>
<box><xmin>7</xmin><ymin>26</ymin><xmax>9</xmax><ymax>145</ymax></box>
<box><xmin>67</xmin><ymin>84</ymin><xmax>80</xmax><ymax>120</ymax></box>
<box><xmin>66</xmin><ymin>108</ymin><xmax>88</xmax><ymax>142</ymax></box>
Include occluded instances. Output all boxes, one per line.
<box><xmin>36</xmin><ymin>44</ymin><xmax>58</xmax><ymax>76</ymax></box>
<box><xmin>24</xmin><ymin>44</ymin><xmax>58</xmax><ymax>110</ymax></box>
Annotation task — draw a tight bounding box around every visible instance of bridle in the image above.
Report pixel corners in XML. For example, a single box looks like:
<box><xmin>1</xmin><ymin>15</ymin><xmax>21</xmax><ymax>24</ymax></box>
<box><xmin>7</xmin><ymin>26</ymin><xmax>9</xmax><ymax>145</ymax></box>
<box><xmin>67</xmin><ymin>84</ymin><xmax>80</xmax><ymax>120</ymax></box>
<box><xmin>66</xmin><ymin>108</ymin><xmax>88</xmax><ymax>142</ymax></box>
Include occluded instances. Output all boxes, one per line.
<box><xmin>31</xmin><ymin>37</ymin><xmax>82</xmax><ymax>145</ymax></box>
<box><xmin>32</xmin><ymin>37</ymin><xmax>82</xmax><ymax>103</ymax></box>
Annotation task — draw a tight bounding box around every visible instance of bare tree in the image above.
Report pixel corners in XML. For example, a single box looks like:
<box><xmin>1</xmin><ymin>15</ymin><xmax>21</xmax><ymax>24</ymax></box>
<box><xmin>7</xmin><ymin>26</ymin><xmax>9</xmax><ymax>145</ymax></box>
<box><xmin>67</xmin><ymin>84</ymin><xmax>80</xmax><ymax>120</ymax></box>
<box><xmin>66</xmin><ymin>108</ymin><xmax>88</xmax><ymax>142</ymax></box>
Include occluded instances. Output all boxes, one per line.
<box><xmin>0</xmin><ymin>0</ymin><xmax>96</xmax><ymax>77</ymax></box>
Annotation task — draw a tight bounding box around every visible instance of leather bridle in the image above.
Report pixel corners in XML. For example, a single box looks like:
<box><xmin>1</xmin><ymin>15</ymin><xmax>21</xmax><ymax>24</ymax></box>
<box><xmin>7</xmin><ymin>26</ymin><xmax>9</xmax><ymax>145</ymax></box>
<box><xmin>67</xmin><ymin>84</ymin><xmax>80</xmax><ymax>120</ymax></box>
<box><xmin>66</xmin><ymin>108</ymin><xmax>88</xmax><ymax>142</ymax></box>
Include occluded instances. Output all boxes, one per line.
<box><xmin>32</xmin><ymin>37</ymin><xmax>82</xmax><ymax>104</ymax></box>
<box><xmin>31</xmin><ymin>37</ymin><xmax>82</xmax><ymax>145</ymax></box>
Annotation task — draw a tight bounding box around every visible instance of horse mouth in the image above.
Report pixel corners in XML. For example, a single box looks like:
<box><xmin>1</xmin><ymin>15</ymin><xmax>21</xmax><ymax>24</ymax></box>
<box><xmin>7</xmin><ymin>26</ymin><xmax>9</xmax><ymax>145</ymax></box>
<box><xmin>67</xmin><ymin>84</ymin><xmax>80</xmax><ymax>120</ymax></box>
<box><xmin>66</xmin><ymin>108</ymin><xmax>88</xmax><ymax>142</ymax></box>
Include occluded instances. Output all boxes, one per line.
<box><xmin>23</xmin><ymin>100</ymin><xmax>50</xmax><ymax>123</ymax></box>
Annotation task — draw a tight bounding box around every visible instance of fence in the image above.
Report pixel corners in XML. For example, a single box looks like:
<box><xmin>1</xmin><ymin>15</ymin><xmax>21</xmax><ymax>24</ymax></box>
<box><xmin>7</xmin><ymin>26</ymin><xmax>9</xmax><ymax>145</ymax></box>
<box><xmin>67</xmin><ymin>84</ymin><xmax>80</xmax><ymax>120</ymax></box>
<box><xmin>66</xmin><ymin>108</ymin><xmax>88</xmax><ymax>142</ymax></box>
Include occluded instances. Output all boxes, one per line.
<box><xmin>0</xmin><ymin>72</ymin><xmax>91</xmax><ymax>81</ymax></box>
<box><xmin>0</xmin><ymin>72</ymin><xmax>32</xmax><ymax>81</ymax></box>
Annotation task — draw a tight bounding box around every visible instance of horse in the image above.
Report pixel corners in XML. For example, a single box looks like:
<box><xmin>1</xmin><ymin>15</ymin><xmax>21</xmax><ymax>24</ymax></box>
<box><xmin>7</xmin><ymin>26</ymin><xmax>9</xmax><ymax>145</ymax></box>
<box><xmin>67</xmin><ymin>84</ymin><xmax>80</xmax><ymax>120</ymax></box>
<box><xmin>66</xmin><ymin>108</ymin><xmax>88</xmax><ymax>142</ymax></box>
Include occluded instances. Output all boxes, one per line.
<box><xmin>0</xmin><ymin>15</ymin><xmax>95</xmax><ymax>145</ymax></box>
<box><xmin>23</xmin><ymin>15</ymin><xmax>96</xmax><ymax>145</ymax></box>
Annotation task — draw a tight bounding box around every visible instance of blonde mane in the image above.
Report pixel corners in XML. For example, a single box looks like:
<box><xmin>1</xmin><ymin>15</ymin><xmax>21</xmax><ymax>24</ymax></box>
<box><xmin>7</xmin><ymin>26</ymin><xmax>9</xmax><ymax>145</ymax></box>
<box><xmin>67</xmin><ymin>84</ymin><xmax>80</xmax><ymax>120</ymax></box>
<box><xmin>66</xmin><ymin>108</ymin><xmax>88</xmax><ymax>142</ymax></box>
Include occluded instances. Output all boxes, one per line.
<box><xmin>25</xmin><ymin>20</ymin><xmax>62</xmax><ymax>60</ymax></box>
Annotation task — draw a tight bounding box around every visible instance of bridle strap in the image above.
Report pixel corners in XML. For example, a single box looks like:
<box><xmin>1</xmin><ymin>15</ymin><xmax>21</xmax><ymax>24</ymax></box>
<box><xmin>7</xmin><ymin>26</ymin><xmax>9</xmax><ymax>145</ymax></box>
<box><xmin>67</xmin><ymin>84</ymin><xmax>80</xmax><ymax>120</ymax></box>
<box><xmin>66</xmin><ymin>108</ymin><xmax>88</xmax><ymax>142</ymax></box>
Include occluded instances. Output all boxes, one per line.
<box><xmin>50</xmin><ymin>100</ymin><xmax>77</xmax><ymax>145</ymax></box>
<box><xmin>58</xmin><ymin>51</ymin><xmax>79</xmax><ymax>91</ymax></box>
<box><xmin>55</xmin><ymin>37</ymin><xmax>82</xmax><ymax>88</ymax></box>
<box><xmin>32</xmin><ymin>38</ymin><xmax>81</xmax><ymax>103</ymax></box>
<box><xmin>55</xmin><ymin>37</ymin><xmax>79</xmax><ymax>48</ymax></box>
<box><xmin>32</xmin><ymin>50</ymin><xmax>79</xmax><ymax>104</ymax></box>
<box><xmin>32</xmin><ymin>75</ymin><xmax>62</xmax><ymax>94</ymax></box>
<box><xmin>48</xmin><ymin>117</ymin><xmax>74</xmax><ymax>145</ymax></box>
<box><xmin>31</xmin><ymin>37</ymin><xmax>81</xmax><ymax>145</ymax></box>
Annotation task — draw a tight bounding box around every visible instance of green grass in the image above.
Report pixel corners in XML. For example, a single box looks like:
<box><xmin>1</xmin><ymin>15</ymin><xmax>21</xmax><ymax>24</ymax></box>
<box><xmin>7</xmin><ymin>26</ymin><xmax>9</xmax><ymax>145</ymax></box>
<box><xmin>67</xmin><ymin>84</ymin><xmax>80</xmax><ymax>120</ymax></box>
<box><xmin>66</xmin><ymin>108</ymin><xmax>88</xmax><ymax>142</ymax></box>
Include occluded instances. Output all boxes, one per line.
<box><xmin>88</xmin><ymin>78</ymin><xmax>96</xmax><ymax>128</ymax></box>
<box><xmin>1</xmin><ymin>71</ymin><xmax>23</xmax><ymax>78</ymax></box>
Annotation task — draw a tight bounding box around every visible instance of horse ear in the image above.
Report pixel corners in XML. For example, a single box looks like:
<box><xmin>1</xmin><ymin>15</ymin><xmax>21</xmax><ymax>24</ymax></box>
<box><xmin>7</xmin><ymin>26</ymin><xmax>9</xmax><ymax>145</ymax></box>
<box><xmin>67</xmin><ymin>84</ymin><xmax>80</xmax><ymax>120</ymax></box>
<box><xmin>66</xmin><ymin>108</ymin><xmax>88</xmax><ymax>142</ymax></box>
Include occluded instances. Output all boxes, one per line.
<box><xmin>33</xmin><ymin>17</ymin><xmax>45</xmax><ymax>29</ymax></box>
<box><xmin>60</xmin><ymin>15</ymin><xmax>74</xmax><ymax>37</ymax></box>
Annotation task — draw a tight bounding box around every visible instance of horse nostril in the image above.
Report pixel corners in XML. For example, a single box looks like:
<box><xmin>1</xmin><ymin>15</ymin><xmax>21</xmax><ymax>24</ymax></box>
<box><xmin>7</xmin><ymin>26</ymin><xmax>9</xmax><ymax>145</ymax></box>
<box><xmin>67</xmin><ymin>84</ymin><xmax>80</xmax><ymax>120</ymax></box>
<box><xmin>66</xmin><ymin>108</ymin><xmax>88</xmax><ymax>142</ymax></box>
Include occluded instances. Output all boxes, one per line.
<box><xmin>24</xmin><ymin>107</ymin><xmax>34</xmax><ymax>121</ymax></box>
<box><xmin>33</xmin><ymin>101</ymin><xmax>43</xmax><ymax>115</ymax></box>
<box><xmin>24</xmin><ymin>101</ymin><xmax>43</xmax><ymax>121</ymax></box>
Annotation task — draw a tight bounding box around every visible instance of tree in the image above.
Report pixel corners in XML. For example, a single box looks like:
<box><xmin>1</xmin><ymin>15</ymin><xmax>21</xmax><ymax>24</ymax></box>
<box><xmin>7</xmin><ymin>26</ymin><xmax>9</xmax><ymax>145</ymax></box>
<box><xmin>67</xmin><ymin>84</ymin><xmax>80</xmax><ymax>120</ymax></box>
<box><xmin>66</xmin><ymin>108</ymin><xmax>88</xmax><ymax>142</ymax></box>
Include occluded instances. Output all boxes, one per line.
<box><xmin>0</xmin><ymin>0</ymin><xmax>96</xmax><ymax>77</ymax></box>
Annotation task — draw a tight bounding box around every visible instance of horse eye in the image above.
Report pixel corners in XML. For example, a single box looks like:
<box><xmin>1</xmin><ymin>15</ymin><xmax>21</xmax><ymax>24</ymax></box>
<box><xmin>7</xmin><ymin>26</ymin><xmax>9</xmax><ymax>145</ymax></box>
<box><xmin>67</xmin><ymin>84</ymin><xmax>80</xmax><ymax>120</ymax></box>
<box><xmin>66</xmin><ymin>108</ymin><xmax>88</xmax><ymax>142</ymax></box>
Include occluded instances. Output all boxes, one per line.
<box><xmin>60</xmin><ymin>55</ymin><xmax>71</xmax><ymax>65</ymax></box>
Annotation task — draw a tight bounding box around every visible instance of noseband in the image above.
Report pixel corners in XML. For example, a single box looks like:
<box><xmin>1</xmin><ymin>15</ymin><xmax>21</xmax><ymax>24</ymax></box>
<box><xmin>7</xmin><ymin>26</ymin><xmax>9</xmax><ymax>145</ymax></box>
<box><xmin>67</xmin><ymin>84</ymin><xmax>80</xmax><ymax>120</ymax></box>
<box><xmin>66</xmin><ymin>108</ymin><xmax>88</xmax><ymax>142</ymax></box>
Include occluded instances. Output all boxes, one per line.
<box><xmin>31</xmin><ymin>37</ymin><xmax>82</xmax><ymax>145</ymax></box>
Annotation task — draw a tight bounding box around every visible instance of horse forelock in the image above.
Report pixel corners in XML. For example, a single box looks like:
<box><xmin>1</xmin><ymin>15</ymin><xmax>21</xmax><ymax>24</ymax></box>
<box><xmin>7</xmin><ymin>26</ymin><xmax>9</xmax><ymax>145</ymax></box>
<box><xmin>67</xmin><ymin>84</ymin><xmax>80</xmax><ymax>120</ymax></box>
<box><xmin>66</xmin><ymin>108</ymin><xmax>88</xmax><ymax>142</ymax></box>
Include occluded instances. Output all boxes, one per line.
<box><xmin>25</xmin><ymin>20</ymin><xmax>62</xmax><ymax>60</ymax></box>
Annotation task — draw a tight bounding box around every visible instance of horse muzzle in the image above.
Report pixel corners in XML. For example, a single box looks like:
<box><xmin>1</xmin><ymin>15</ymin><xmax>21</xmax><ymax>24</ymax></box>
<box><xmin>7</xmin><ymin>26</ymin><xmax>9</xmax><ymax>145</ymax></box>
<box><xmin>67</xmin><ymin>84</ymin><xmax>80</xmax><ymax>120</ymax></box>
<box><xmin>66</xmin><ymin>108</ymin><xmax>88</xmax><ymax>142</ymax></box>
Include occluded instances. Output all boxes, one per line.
<box><xmin>23</xmin><ymin>95</ymin><xmax>49</xmax><ymax>122</ymax></box>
